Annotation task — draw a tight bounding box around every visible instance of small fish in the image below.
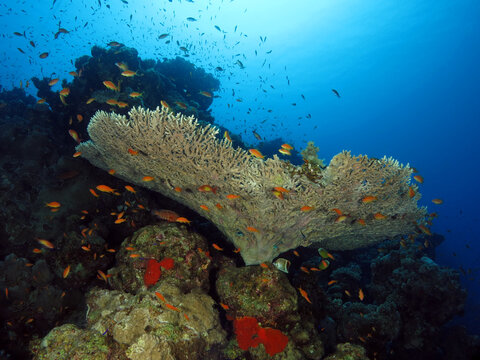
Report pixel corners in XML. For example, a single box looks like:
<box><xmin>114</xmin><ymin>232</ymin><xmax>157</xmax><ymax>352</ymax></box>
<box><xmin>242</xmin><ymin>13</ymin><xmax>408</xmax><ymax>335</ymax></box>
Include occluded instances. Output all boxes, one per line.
<box><xmin>76</xmin><ymin>114</ymin><xmax>83</xmax><ymax>122</ymax></box>
<box><xmin>186</xmin><ymin>17</ymin><xmax>197</xmax><ymax>22</ymax></box>
<box><xmin>328</xmin><ymin>280</ymin><xmax>338</xmax><ymax>286</ymax></box>
<box><xmin>408</xmin><ymin>186</ymin><xmax>416</xmax><ymax>198</ymax></box>
<box><xmin>332</xmin><ymin>89</ymin><xmax>340</xmax><ymax>97</ymax></box>
<box><xmin>142</xmin><ymin>176</ymin><xmax>154</xmax><ymax>182</ymax></box>
<box><xmin>37</xmin><ymin>238</ymin><xmax>55</xmax><ymax>249</ymax></box>
<box><xmin>226</xmin><ymin>194</ymin><xmax>240</xmax><ymax>199</ymax></box>
<box><xmin>198</xmin><ymin>185</ymin><xmax>217</xmax><ymax>194</ymax></box>
<box><xmin>278</xmin><ymin>148</ymin><xmax>291</xmax><ymax>155</ymax></box>
<box><xmin>260</xmin><ymin>263</ymin><xmax>268</xmax><ymax>268</ymax></box>
<box><xmin>249</xmin><ymin>149</ymin><xmax>264</xmax><ymax>159</ymax></box>
<box><xmin>215</xmin><ymin>203</ymin><xmax>223</xmax><ymax>209</ymax></box>
<box><xmin>300</xmin><ymin>266</ymin><xmax>310</xmax><ymax>274</ymax></box>
<box><xmin>106</xmin><ymin>99</ymin><xmax>118</xmax><ymax>105</ymax></box>
<box><xmin>298</xmin><ymin>287</ymin><xmax>312</xmax><ymax>304</ymax></box>
<box><xmin>165</xmin><ymin>303</ymin><xmax>180</xmax><ymax>312</ymax></box>
<box><xmin>39</xmin><ymin>52</ymin><xmax>49</xmax><ymax>59</ymax></box>
<box><xmin>432</xmin><ymin>198</ymin><xmax>443</xmax><ymax>205</ymax></box>
<box><xmin>103</xmin><ymin>80</ymin><xmax>118</xmax><ymax>91</ymax></box>
<box><xmin>199</xmin><ymin>91</ymin><xmax>212</xmax><ymax>97</ymax></box>
<box><xmin>357</xmin><ymin>219</ymin><xmax>366</xmax><ymax>226</ymax></box>
<box><xmin>358</xmin><ymin>288</ymin><xmax>365</xmax><ymax>301</ymax></box>
<box><xmin>200</xmin><ymin>205</ymin><xmax>210</xmax><ymax>211</ymax></box>
<box><xmin>413</xmin><ymin>175</ymin><xmax>424</xmax><ymax>183</ymax></box>
<box><xmin>48</xmin><ymin>78</ymin><xmax>59</xmax><ymax>86</ymax></box>
<box><xmin>45</xmin><ymin>201</ymin><xmax>61</xmax><ymax>208</ymax></box>
<box><xmin>63</xmin><ymin>265</ymin><xmax>71</xmax><ymax>278</ymax></box>
<box><xmin>361</xmin><ymin>196</ymin><xmax>377</xmax><ymax>203</ymax></box>
<box><xmin>176</xmin><ymin>217</ymin><xmax>191</xmax><ymax>224</ymax></box>
<box><xmin>68</xmin><ymin>129</ymin><xmax>80</xmax><ymax>143</ymax></box>
<box><xmin>335</xmin><ymin>215</ymin><xmax>347</xmax><ymax>223</ymax></box>
<box><xmin>129</xmin><ymin>92</ymin><xmax>142</xmax><ymax>98</ymax></box>
<box><xmin>129</xmin><ymin>253</ymin><xmax>141</xmax><ymax>258</ymax></box>
<box><xmin>121</xmin><ymin>70</ymin><xmax>137</xmax><ymax>77</ymax></box>
<box><xmin>107</xmin><ymin>41</ymin><xmax>123</xmax><ymax>47</ymax></box>
<box><xmin>300</xmin><ymin>206</ymin><xmax>313</xmax><ymax>212</ymax></box>
<box><xmin>281</xmin><ymin>143</ymin><xmax>293</xmax><ymax>150</ymax></box>
<box><xmin>175</xmin><ymin>101</ymin><xmax>187</xmax><ymax>109</ymax></box>
<box><xmin>246</xmin><ymin>226</ymin><xmax>259</xmax><ymax>232</ymax></box>
<box><xmin>97</xmin><ymin>270</ymin><xmax>108</xmax><ymax>283</ymax></box>
<box><xmin>212</xmin><ymin>243</ymin><xmax>223</xmax><ymax>251</ymax></box>
<box><xmin>219</xmin><ymin>303</ymin><xmax>229</xmax><ymax>310</ymax></box>
<box><xmin>273</xmin><ymin>187</ymin><xmax>290</xmax><ymax>193</ymax></box>
<box><xmin>418</xmin><ymin>224</ymin><xmax>432</xmax><ymax>236</ymax></box>
<box><xmin>158</xmin><ymin>33</ymin><xmax>169</xmax><ymax>39</ymax></box>
<box><xmin>174</xmin><ymin>187</ymin><xmax>182</xmax><ymax>192</ymax></box>
<box><xmin>155</xmin><ymin>291</ymin><xmax>166</xmax><ymax>302</ymax></box>
<box><xmin>37</xmin><ymin>98</ymin><xmax>46</xmax><ymax>104</ymax></box>
<box><xmin>224</xmin><ymin>131</ymin><xmax>232</xmax><ymax>141</ymax></box>
<box><xmin>96</xmin><ymin>185</ymin><xmax>116</xmax><ymax>193</ymax></box>
<box><xmin>73</xmin><ymin>151</ymin><xmax>82</xmax><ymax>158</ymax></box>
<box><xmin>293</xmin><ymin>250</ymin><xmax>299</xmax><ymax>257</ymax></box>
<box><xmin>89</xmin><ymin>189</ymin><xmax>99</xmax><ymax>197</ymax></box>
<box><xmin>373</xmin><ymin>213</ymin><xmax>386</xmax><ymax>220</ymax></box>
<box><xmin>233</xmin><ymin>248</ymin><xmax>241</xmax><ymax>253</ymax></box>
<box><xmin>160</xmin><ymin>100</ymin><xmax>170</xmax><ymax>109</ymax></box>
<box><xmin>125</xmin><ymin>185</ymin><xmax>136</xmax><ymax>193</ymax></box>
<box><xmin>252</xmin><ymin>130</ymin><xmax>262</xmax><ymax>140</ymax></box>
<box><xmin>108</xmin><ymin>169</ymin><xmax>116</xmax><ymax>175</ymax></box>
<box><xmin>59</xmin><ymin>87</ymin><xmax>70</xmax><ymax>96</ymax></box>
<box><xmin>345</xmin><ymin>290</ymin><xmax>351</xmax><ymax>297</ymax></box>
<box><xmin>114</xmin><ymin>218</ymin><xmax>126</xmax><ymax>224</ymax></box>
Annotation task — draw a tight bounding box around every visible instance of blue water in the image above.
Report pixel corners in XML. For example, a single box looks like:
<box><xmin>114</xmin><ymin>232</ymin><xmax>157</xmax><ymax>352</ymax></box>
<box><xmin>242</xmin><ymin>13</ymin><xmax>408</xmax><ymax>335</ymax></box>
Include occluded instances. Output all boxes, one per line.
<box><xmin>1</xmin><ymin>0</ymin><xmax>479</xmax><ymax>335</ymax></box>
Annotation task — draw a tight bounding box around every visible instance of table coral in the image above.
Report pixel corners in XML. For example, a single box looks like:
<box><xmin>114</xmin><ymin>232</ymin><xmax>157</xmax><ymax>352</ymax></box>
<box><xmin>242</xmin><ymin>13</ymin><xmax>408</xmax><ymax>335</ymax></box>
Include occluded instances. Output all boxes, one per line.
<box><xmin>78</xmin><ymin>106</ymin><xmax>427</xmax><ymax>265</ymax></box>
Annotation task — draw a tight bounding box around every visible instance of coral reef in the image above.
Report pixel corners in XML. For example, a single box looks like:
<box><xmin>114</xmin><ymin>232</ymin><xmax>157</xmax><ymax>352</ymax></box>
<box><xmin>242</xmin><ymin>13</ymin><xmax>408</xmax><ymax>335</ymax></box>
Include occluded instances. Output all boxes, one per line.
<box><xmin>78</xmin><ymin>106</ymin><xmax>427</xmax><ymax>264</ymax></box>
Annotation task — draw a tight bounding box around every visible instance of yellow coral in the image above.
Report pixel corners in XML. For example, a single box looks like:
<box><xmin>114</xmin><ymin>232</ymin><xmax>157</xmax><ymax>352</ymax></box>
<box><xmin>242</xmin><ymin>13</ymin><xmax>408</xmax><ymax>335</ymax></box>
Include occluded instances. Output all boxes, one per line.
<box><xmin>78</xmin><ymin>107</ymin><xmax>426</xmax><ymax>265</ymax></box>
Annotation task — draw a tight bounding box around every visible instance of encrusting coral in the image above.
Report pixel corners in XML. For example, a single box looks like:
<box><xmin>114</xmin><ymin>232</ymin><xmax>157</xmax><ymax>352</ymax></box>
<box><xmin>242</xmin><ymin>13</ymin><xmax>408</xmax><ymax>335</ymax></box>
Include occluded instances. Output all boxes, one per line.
<box><xmin>78</xmin><ymin>106</ymin><xmax>427</xmax><ymax>265</ymax></box>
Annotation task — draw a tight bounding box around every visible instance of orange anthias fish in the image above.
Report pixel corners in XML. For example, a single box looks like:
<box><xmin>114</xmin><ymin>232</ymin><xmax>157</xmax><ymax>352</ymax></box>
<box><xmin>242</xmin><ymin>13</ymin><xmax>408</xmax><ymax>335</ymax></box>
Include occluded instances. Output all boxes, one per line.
<box><xmin>165</xmin><ymin>303</ymin><xmax>180</xmax><ymax>312</ymax></box>
<box><xmin>128</xmin><ymin>148</ymin><xmax>138</xmax><ymax>155</ymax></box>
<box><xmin>129</xmin><ymin>92</ymin><xmax>142</xmax><ymax>98</ymax></box>
<box><xmin>300</xmin><ymin>206</ymin><xmax>313</xmax><ymax>212</ymax></box>
<box><xmin>212</xmin><ymin>243</ymin><xmax>223</xmax><ymax>251</ymax></box>
<box><xmin>45</xmin><ymin>201</ymin><xmax>61</xmax><ymax>208</ymax></box>
<box><xmin>408</xmin><ymin>186</ymin><xmax>416</xmax><ymax>198</ymax></box>
<box><xmin>103</xmin><ymin>80</ymin><xmax>118</xmax><ymax>91</ymax></box>
<box><xmin>219</xmin><ymin>303</ymin><xmax>229</xmax><ymax>310</ymax></box>
<box><xmin>97</xmin><ymin>270</ymin><xmax>108</xmax><ymax>283</ymax></box>
<box><xmin>298</xmin><ymin>287</ymin><xmax>312</xmax><ymax>304</ymax></box>
<box><xmin>176</xmin><ymin>217</ymin><xmax>191</xmax><ymax>224</ymax></box>
<box><xmin>374</xmin><ymin>213</ymin><xmax>387</xmax><ymax>220</ymax></box>
<box><xmin>96</xmin><ymin>185</ymin><xmax>116</xmax><ymax>193</ymax></box>
<box><xmin>63</xmin><ymin>265</ymin><xmax>71</xmax><ymax>278</ymax></box>
<box><xmin>224</xmin><ymin>131</ymin><xmax>232</xmax><ymax>141</ymax></box>
<box><xmin>200</xmin><ymin>205</ymin><xmax>210</xmax><ymax>211</ymax></box>
<box><xmin>142</xmin><ymin>176</ymin><xmax>154</xmax><ymax>182</ymax></box>
<box><xmin>226</xmin><ymin>194</ymin><xmax>240</xmax><ymax>199</ymax></box>
<box><xmin>68</xmin><ymin>129</ymin><xmax>81</xmax><ymax>144</ymax></box>
<box><xmin>199</xmin><ymin>91</ymin><xmax>212</xmax><ymax>98</ymax></box>
<box><xmin>125</xmin><ymin>185</ymin><xmax>136</xmax><ymax>193</ymax></box>
<box><xmin>89</xmin><ymin>188</ymin><xmax>99</xmax><ymax>197</ymax></box>
<box><xmin>155</xmin><ymin>291</ymin><xmax>166</xmax><ymax>303</ymax></box>
<box><xmin>281</xmin><ymin>143</ymin><xmax>293</xmax><ymax>150</ymax></box>
<box><xmin>278</xmin><ymin>148</ymin><xmax>291</xmax><ymax>155</ymax></box>
<box><xmin>37</xmin><ymin>238</ymin><xmax>54</xmax><ymax>249</ymax></box>
<box><xmin>361</xmin><ymin>196</ymin><xmax>377</xmax><ymax>204</ymax></box>
<box><xmin>248</xmin><ymin>149</ymin><xmax>264</xmax><ymax>159</ymax></box>
<box><xmin>432</xmin><ymin>198</ymin><xmax>443</xmax><ymax>205</ymax></box>
<box><xmin>153</xmin><ymin>209</ymin><xmax>180</xmax><ymax>222</ymax></box>
<box><xmin>48</xmin><ymin>78</ymin><xmax>59</xmax><ymax>86</ymax></box>
<box><xmin>359</xmin><ymin>288</ymin><xmax>365</xmax><ymax>301</ymax></box>
<box><xmin>246</xmin><ymin>226</ymin><xmax>259</xmax><ymax>232</ymax></box>
<box><xmin>174</xmin><ymin>101</ymin><xmax>187</xmax><ymax>109</ymax></box>
<box><xmin>121</xmin><ymin>70</ymin><xmax>137</xmax><ymax>77</ymax></box>
<box><xmin>198</xmin><ymin>185</ymin><xmax>217</xmax><ymax>194</ymax></box>
<box><xmin>59</xmin><ymin>87</ymin><xmax>70</xmax><ymax>96</ymax></box>
<box><xmin>413</xmin><ymin>175</ymin><xmax>424</xmax><ymax>183</ymax></box>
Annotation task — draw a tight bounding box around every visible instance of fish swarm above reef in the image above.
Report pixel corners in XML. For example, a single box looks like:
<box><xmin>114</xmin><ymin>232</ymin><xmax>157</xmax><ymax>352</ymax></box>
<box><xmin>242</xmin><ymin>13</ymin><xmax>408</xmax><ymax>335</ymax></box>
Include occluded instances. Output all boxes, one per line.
<box><xmin>78</xmin><ymin>106</ymin><xmax>427</xmax><ymax>265</ymax></box>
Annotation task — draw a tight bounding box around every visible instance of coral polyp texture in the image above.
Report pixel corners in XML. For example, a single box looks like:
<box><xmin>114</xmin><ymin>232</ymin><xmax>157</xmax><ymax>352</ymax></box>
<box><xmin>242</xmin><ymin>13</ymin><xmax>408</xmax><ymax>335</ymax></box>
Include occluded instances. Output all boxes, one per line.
<box><xmin>78</xmin><ymin>107</ymin><xmax>426</xmax><ymax>265</ymax></box>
